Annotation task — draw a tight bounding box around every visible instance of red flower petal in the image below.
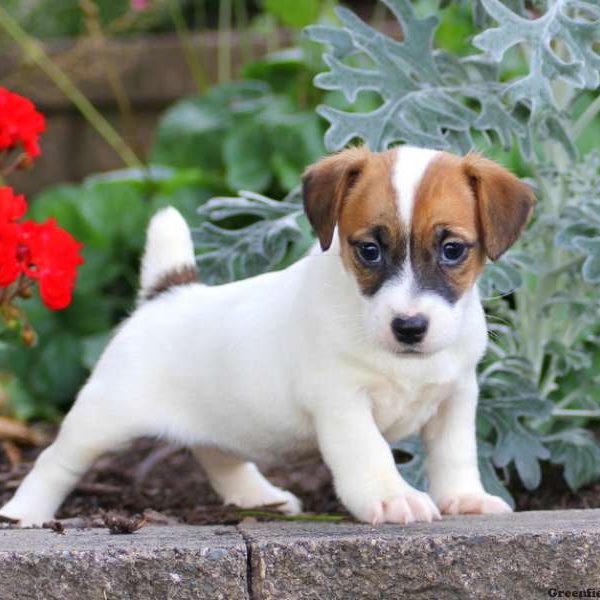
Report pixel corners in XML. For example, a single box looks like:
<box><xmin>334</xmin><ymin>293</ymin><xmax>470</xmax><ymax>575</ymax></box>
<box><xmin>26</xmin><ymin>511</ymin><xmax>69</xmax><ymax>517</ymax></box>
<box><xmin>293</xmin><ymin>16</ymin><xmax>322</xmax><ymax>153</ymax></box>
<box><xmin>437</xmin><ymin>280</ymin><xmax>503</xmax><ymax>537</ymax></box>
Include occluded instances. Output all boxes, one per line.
<box><xmin>0</xmin><ymin>221</ymin><xmax>21</xmax><ymax>287</ymax></box>
<box><xmin>0</xmin><ymin>186</ymin><xmax>27</xmax><ymax>223</ymax></box>
<box><xmin>0</xmin><ymin>88</ymin><xmax>46</xmax><ymax>159</ymax></box>
<box><xmin>18</xmin><ymin>219</ymin><xmax>84</xmax><ymax>310</ymax></box>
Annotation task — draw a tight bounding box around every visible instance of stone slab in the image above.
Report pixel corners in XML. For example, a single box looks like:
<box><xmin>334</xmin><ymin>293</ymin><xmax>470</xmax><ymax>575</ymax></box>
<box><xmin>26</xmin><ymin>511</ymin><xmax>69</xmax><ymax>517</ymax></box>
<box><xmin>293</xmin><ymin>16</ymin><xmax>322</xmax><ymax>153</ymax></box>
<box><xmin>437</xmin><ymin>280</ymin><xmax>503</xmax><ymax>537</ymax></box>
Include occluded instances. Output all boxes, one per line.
<box><xmin>0</xmin><ymin>525</ymin><xmax>248</xmax><ymax>600</ymax></box>
<box><xmin>240</xmin><ymin>509</ymin><xmax>600</xmax><ymax>599</ymax></box>
<box><xmin>1</xmin><ymin>511</ymin><xmax>600</xmax><ymax>599</ymax></box>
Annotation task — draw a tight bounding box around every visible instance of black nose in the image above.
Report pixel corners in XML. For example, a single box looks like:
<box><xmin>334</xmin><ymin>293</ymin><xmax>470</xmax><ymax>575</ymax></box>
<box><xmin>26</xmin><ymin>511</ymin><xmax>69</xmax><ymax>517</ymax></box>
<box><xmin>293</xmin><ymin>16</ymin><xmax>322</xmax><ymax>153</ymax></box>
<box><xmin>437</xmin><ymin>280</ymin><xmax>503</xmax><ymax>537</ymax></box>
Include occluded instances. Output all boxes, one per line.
<box><xmin>391</xmin><ymin>314</ymin><xmax>429</xmax><ymax>345</ymax></box>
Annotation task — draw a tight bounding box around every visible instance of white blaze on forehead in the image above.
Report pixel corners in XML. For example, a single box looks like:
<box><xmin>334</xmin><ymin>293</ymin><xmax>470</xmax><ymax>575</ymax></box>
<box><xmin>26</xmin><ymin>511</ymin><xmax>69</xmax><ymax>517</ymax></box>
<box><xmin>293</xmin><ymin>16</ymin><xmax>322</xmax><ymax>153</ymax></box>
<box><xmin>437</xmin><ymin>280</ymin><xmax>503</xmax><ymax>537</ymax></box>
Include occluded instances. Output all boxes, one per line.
<box><xmin>392</xmin><ymin>146</ymin><xmax>440</xmax><ymax>229</ymax></box>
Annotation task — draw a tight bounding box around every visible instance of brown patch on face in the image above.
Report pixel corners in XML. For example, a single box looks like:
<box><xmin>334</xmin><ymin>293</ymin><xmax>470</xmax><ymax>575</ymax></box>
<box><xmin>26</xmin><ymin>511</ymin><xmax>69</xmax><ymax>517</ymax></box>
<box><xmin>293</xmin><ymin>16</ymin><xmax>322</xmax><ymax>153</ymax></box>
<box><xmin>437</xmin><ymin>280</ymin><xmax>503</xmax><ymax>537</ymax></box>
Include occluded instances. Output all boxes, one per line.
<box><xmin>411</xmin><ymin>151</ymin><xmax>535</xmax><ymax>302</ymax></box>
<box><xmin>464</xmin><ymin>152</ymin><xmax>535</xmax><ymax>260</ymax></box>
<box><xmin>144</xmin><ymin>265</ymin><xmax>199</xmax><ymax>301</ymax></box>
<box><xmin>302</xmin><ymin>146</ymin><xmax>371</xmax><ymax>251</ymax></box>
<box><xmin>337</xmin><ymin>149</ymin><xmax>407</xmax><ymax>296</ymax></box>
<box><xmin>411</xmin><ymin>153</ymin><xmax>486</xmax><ymax>302</ymax></box>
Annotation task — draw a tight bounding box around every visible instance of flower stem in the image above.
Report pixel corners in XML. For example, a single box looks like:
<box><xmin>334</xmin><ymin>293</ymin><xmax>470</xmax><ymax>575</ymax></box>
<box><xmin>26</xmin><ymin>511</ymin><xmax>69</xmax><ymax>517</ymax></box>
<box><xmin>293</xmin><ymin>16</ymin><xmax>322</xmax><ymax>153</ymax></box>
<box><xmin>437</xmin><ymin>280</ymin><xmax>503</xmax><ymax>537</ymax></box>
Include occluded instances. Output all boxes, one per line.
<box><xmin>218</xmin><ymin>0</ymin><xmax>233</xmax><ymax>83</ymax></box>
<box><xmin>169</xmin><ymin>0</ymin><xmax>208</xmax><ymax>93</ymax></box>
<box><xmin>0</xmin><ymin>5</ymin><xmax>143</xmax><ymax>169</ymax></box>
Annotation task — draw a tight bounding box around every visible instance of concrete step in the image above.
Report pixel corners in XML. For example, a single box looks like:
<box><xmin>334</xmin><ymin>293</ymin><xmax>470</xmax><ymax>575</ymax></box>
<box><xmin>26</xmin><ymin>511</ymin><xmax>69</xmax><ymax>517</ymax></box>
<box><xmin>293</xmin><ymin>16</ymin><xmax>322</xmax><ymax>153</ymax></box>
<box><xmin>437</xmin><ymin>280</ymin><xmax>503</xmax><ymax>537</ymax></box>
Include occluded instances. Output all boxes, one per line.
<box><xmin>1</xmin><ymin>509</ymin><xmax>599</xmax><ymax>599</ymax></box>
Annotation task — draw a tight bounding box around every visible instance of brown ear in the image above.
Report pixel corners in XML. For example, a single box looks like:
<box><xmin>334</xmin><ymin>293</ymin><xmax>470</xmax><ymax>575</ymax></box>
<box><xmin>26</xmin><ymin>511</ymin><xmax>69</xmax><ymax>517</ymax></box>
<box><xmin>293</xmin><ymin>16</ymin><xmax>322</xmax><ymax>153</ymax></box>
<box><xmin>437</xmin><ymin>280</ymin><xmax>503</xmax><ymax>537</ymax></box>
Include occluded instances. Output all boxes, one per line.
<box><xmin>302</xmin><ymin>147</ymin><xmax>369</xmax><ymax>251</ymax></box>
<box><xmin>464</xmin><ymin>153</ymin><xmax>535</xmax><ymax>261</ymax></box>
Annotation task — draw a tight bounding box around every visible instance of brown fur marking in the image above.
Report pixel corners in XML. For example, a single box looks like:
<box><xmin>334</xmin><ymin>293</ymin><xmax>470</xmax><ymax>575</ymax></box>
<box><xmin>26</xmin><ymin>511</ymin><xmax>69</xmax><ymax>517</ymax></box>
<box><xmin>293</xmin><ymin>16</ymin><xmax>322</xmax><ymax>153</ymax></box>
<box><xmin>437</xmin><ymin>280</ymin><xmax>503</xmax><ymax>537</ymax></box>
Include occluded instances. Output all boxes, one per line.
<box><xmin>302</xmin><ymin>146</ymin><xmax>371</xmax><ymax>251</ymax></box>
<box><xmin>144</xmin><ymin>265</ymin><xmax>199</xmax><ymax>301</ymax></box>
<box><xmin>337</xmin><ymin>149</ymin><xmax>404</xmax><ymax>296</ymax></box>
<box><xmin>411</xmin><ymin>152</ymin><xmax>486</xmax><ymax>301</ymax></box>
<box><xmin>302</xmin><ymin>146</ymin><xmax>534</xmax><ymax>301</ymax></box>
<box><xmin>463</xmin><ymin>152</ymin><xmax>535</xmax><ymax>261</ymax></box>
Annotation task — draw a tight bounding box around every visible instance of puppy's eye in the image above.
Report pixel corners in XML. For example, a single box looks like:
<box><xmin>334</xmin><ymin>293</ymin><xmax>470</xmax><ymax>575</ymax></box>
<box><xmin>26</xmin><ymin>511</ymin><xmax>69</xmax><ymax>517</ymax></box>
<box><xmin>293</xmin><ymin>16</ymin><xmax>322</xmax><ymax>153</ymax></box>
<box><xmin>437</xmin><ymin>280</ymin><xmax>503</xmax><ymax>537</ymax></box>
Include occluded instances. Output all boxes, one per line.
<box><xmin>440</xmin><ymin>241</ymin><xmax>467</xmax><ymax>265</ymax></box>
<box><xmin>357</xmin><ymin>242</ymin><xmax>382</xmax><ymax>265</ymax></box>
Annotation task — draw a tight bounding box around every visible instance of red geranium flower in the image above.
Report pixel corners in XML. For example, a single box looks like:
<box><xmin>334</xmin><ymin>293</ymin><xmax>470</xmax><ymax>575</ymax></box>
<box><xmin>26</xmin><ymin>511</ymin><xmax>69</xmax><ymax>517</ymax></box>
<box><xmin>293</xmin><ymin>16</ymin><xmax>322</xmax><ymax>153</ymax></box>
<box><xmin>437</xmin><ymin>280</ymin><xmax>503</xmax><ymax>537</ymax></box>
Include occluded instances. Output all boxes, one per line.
<box><xmin>0</xmin><ymin>221</ymin><xmax>20</xmax><ymax>287</ymax></box>
<box><xmin>0</xmin><ymin>187</ymin><xmax>26</xmax><ymax>286</ymax></box>
<box><xmin>19</xmin><ymin>219</ymin><xmax>85</xmax><ymax>310</ymax></box>
<box><xmin>0</xmin><ymin>186</ymin><xmax>27</xmax><ymax>223</ymax></box>
<box><xmin>0</xmin><ymin>185</ymin><xmax>84</xmax><ymax>310</ymax></box>
<box><xmin>0</xmin><ymin>88</ymin><xmax>46</xmax><ymax>159</ymax></box>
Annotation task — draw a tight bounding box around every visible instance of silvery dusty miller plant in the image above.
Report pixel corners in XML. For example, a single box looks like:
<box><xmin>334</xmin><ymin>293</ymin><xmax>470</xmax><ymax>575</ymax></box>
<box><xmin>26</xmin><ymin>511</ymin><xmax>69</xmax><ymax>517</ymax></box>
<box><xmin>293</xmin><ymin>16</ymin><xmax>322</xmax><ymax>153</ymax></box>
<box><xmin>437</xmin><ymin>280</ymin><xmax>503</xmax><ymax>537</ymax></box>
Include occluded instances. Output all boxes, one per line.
<box><xmin>196</xmin><ymin>0</ymin><xmax>600</xmax><ymax>503</ymax></box>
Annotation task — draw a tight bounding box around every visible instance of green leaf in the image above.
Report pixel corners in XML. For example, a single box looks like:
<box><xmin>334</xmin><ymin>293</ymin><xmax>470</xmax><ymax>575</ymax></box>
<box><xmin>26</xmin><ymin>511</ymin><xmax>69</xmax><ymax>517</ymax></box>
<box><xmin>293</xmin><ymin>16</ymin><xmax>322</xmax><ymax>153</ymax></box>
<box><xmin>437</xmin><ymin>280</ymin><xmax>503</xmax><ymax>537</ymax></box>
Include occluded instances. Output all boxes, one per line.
<box><xmin>194</xmin><ymin>188</ymin><xmax>311</xmax><ymax>284</ymax></box>
<box><xmin>479</xmin><ymin>253</ymin><xmax>524</xmax><ymax>299</ymax></box>
<box><xmin>265</xmin><ymin>0</ymin><xmax>320</xmax><ymax>28</ymax></box>
<box><xmin>28</xmin><ymin>332</ymin><xmax>86</xmax><ymax>411</ymax></box>
<box><xmin>474</xmin><ymin>0</ymin><xmax>600</xmax><ymax>105</ymax></box>
<box><xmin>0</xmin><ymin>376</ymin><xmax>40</xmax><ymax>422</ymax></box>
<box><xmin>223</xmin><ymin>121</ymin><xmax>273</xmax><ymax>192</ymax></box>
<box><xmin>547</xmin><ymin>429</ymin><xmax>600</xmax><ymax>491</ymax></box>
<box><xmin>81</xmin><ymin>332</ymin><xmax>112</xmax><ymax>371</ymax></box>
<box><xmin>478</xmin><ymin>354</ymin><xmax>552</xmax><ymax>490</ymax></box>
<box><xmin>265</xmin><ymin>110</ymin><xmax>325</xmax><ymax>190</ymax></box>
<box><xmin>306</xmin><ymin>0</ymin><xmax>528</xmax><ymax>154</ymax></box>
<box><xmin>478</xmin><ymin>441</ymin><xmax>515</xmax><ymax>507</ymax></box>
<box><xmin>572</xmin><ymin>236</ymin><xmax>600</xmax><ymax>283</ymax></box>
<box><xmin>393</xmin><ymin>436</ymin><xmax>427</xmax><ymax>491</ymax></box>
<box><xmin>28</xmin><ymin>185</ymin><xmax>93</xmax><ymax>242</ymax></box>
<box><xmin>307</xmin><ymin>0</ymin><xmax>600</xmax><ymax>157</ymax></box>
<box><xmin>151</xmin><ymin>81</ymin><xmax>272</xmax><ymax>171</ymax></box>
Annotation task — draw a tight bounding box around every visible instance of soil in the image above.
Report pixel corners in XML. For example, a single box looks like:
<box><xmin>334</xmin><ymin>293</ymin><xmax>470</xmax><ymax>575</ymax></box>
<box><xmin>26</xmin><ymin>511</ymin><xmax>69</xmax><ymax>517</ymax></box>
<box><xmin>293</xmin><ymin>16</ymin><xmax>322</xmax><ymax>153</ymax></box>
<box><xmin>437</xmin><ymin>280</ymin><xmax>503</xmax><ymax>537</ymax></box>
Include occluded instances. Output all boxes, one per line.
<box><xmin>1</xmin><ymin>437</ymin><xmax>599</xmax><ymax>530</ymax></box>
<box><xmin>0</xmin><ymin>437</ymin><xmax>345</xmax><ymax>528</ymax></box>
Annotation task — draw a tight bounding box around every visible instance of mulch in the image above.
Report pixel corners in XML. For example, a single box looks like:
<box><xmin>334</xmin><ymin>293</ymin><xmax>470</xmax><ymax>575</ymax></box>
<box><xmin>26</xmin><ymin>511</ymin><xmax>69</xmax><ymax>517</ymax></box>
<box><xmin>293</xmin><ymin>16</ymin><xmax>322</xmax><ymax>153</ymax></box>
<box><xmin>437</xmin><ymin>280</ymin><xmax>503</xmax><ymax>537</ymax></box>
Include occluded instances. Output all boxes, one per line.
<box><xmin>0</xmin><ymin>437</ymin><xmax>344</xmax><ymax>529</ymax></box>
<box><xmin>1</xmin><ymin>435</ymin><xmax>599</xmax><ymax>531</ymax></box>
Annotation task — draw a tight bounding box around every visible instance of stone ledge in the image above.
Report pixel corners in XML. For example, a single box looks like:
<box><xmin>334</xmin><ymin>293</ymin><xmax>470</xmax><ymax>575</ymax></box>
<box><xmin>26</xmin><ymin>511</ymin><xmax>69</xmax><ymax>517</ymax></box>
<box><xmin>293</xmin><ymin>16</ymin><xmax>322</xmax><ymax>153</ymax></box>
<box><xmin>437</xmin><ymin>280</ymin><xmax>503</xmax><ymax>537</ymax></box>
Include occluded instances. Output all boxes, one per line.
<box><xmin>1</xmin><ymin>510</ymin><xmax>600</xmax><ymax>599</ymax></box>
<box><xmin>0</xmin><ymin>525</ymin><xmax>248</xmax><ymax>600</ymax></box>
<box><xmin>242</xmin><ymin>510</ymin><xmax>600</xmax><ymax>599</ymax></box>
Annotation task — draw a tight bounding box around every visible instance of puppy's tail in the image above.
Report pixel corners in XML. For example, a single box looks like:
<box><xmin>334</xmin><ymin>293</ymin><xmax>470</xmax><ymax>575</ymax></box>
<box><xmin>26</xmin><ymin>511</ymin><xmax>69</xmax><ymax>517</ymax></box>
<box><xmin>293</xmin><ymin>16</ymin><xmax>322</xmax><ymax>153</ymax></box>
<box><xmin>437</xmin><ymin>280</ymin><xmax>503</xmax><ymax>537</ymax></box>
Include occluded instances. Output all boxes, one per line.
<box><xmin>139</xmin><ymin>207</ymin><xmax>198</xmax><ymax>303</ymax></box>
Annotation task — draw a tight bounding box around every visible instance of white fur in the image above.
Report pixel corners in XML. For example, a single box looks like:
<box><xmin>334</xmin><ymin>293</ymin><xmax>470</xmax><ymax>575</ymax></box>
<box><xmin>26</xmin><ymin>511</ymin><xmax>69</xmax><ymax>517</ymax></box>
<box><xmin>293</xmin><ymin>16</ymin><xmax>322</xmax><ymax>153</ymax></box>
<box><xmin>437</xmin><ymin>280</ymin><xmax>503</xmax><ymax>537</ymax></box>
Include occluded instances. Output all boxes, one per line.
<box><xmin>0</xmin><ymin>148</ymin><xmax>511</xmax><ymax>527</ymax></box>
<box><xmin>393</xmin><ymin>146</ymin><xmax>439</xmax><ymax>229</ymax></box>
<box><xmin>139</xmin><ymin>207</ymin><xmax>195</xmax><ymax>295</ymax></box>
<box><xmin>365</xmin><ymin>148</ymin><xmax>479</xmax><ymax>355</ymax></box>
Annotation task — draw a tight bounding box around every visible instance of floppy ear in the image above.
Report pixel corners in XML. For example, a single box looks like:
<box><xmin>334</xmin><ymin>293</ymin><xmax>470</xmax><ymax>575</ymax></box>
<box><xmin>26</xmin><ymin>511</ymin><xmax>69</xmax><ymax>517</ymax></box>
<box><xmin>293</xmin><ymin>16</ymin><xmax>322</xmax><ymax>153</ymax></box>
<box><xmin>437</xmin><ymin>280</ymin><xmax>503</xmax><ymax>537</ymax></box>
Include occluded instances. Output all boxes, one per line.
<box><xmin>464</xmin><ymin>153</ymin><xmax>535</xmax><ymax>261</ymax></box>
<box><xmin>302</xmin><ymin>147</ymin><xmax>369</xmax><ymax>251</ymax></box>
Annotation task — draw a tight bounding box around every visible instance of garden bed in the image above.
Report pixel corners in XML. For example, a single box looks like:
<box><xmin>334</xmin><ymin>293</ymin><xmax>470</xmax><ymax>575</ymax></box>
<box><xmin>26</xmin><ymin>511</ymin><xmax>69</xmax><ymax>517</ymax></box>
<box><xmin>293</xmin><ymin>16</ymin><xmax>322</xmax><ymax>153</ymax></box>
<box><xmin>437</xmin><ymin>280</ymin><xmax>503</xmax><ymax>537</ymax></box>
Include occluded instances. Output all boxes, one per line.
<box><xmin>1</xmin><ymin>436</ymin><xmax>599</xmax><ymax>529</ymax></box>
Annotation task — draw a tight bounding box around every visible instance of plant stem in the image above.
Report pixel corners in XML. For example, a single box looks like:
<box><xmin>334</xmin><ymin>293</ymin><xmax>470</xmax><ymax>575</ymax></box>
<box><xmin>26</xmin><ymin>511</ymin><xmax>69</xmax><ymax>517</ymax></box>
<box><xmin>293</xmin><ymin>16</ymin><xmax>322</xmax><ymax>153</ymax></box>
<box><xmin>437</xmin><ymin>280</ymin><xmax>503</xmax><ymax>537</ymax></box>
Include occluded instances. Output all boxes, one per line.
<box><xmin>552</xmin><ymin>409</ymin><xmax>600</xmax><ymax>419</ymax></box>
<box><xmin>80</xmin><ymin>0</ymin><xmax>140</xmax><ymax>155</ymax></box>
<box><xmin>572</xmin><ymin>93</ymin><xmax>600</xmax><ymax>141</ymax></box>
<box><xmin>0</xmin><ymin>5</ymin><xmax>143</xmax><ymax>169</ymax></box>
<box><xmin>234</xmin><ymin>0</ymin><xmax>252</xmax><ymax>67</ymax></box>
<box><xmin>169</xmin><ymin>0</ymin><xmax>208</xmax><ymax>93</ymax></box>
<box><xmin>218</xmin><ymin>0</ymin><xmax>233</xmax><ymax>83</ymax></box>
<box><xmin>236</xmin><ymin>509</ymin><xmax>347</xmax><ymax>522</ymax></box>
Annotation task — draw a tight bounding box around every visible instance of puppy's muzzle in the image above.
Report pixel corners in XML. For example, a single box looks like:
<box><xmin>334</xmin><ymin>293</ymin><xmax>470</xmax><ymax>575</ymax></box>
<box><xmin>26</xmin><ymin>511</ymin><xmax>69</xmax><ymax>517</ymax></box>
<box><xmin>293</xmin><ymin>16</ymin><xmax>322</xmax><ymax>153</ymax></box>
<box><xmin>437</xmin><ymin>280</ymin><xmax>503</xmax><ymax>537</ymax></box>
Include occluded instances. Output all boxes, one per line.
<box><xmin>391</xmin><ymin>314</ymin><xmax>429</xmax><ymax>345</ymax></box>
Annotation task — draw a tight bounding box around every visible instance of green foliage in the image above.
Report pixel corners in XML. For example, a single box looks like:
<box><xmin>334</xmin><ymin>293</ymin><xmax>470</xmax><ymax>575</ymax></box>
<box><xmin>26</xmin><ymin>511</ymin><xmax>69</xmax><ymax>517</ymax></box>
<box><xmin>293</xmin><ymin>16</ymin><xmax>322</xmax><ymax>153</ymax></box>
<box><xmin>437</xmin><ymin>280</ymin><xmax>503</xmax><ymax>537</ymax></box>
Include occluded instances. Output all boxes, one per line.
<box><xmin>264</xmin><ymin>0</ymin><xmax>321</xmax><ymax>28</ymax></box>
<box><xmin>196</xmin><ymin>0</ymin><xmax>600</xmax><ymax>500</ymax></box>
<box><xmin>307</xmin><ymin>3</ymin><xmax>524</xmax><ymax>155</ymax></box>
<box><xmin>307</xmin><ymin>0</ymin><xmax>599</xmax><ymax>159</ymax></box>
<box><xmin>195</xmin><ymin>188</ymin><xmax>313</xmax><ymax>284</ymax></box>
<box><xmin>151</xmin><ymin>81</ymin><xmax>325</xmax><ymax>197</ymax></box>
<box><xmin>0</xmin><ymin>0</ymin><xmax>181</xmax><ymax>40</ymax></box>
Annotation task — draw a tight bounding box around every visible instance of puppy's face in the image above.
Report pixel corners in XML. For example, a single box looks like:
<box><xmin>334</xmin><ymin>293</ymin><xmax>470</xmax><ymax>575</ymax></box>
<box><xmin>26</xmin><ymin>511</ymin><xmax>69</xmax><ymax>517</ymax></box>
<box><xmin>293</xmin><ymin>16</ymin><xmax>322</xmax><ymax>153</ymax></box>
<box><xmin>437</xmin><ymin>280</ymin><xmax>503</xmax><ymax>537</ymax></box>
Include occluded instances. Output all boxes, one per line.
<box><xmin>303</xmin><ymin>146</ymin><xmax>534</xmax><ymax>355</ymax></box>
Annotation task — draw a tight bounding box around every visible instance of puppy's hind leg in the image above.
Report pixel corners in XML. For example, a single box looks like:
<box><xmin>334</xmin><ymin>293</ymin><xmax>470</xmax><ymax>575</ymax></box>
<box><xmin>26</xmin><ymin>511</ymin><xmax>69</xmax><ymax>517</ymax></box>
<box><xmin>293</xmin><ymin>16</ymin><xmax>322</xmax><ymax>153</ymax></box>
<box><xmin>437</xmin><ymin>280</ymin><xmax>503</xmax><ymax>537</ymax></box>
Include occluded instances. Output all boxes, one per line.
<box><xmin>193</xmin><ymin>447</ymin><xmax>302</xmax><ymax>514</ymax></box>
<box><xmin>0</xmin><ymin>382</ymin><xmax>139</xmax><ymax>527</ymax></box>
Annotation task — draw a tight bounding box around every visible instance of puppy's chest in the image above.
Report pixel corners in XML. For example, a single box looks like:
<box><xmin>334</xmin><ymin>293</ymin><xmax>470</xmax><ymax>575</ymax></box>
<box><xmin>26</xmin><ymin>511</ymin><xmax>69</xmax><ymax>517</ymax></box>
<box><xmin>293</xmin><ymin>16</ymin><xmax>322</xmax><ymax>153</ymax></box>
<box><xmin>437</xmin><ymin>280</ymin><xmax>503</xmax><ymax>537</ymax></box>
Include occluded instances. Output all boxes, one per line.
<box><xmin>369</xmin><ymin>378</ymin><xmax>450</xmax><ymax>442</ymax></box>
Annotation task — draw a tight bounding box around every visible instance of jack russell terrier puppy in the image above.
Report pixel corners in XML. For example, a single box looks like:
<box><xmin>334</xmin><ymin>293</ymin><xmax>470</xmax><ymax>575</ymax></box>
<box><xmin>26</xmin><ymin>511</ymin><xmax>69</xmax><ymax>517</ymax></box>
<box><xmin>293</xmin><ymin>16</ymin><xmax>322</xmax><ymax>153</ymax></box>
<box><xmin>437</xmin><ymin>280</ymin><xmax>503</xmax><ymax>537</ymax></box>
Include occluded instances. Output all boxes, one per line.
<box><xmin>1</xmin><ymin>146</ymin><xmax>534</xmax><ymax>527</ymax></box>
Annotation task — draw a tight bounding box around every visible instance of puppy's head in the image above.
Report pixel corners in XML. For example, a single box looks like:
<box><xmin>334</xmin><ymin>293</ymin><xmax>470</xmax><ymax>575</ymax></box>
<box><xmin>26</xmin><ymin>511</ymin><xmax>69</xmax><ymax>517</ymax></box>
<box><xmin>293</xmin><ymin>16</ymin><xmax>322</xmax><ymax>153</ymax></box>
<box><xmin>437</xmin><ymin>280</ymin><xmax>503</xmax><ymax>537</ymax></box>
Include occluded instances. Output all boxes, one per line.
<box><xmin>302</xmin><ymin>146</ymin><xmax>534</xmax><ymax>355</ymax></box>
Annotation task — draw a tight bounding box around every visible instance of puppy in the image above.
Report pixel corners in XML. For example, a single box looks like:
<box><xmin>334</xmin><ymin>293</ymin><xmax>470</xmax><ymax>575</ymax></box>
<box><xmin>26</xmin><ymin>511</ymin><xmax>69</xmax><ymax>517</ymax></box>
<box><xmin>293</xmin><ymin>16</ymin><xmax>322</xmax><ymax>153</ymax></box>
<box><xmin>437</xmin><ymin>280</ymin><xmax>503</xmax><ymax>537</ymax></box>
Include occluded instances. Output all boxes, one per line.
<box><xmin>0</xmin><ymin>146</ymin><xmax>534</xmax><ymax>526</ymax></box>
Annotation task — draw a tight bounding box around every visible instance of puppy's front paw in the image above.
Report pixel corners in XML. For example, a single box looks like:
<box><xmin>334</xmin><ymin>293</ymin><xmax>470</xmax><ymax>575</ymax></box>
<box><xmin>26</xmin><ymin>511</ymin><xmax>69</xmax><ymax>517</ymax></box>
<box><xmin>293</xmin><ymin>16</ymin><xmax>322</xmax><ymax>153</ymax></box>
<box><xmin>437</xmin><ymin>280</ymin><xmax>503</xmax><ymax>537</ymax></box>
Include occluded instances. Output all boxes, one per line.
<box><xmin>357</xmin><ymin>488</ymin><xmax>441</xmax><ymax>525</ymax></box>
<box><xmin>438</xmin><ymin>492</ymin><xmax>512</xmax><ymax>516</ymax></box>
